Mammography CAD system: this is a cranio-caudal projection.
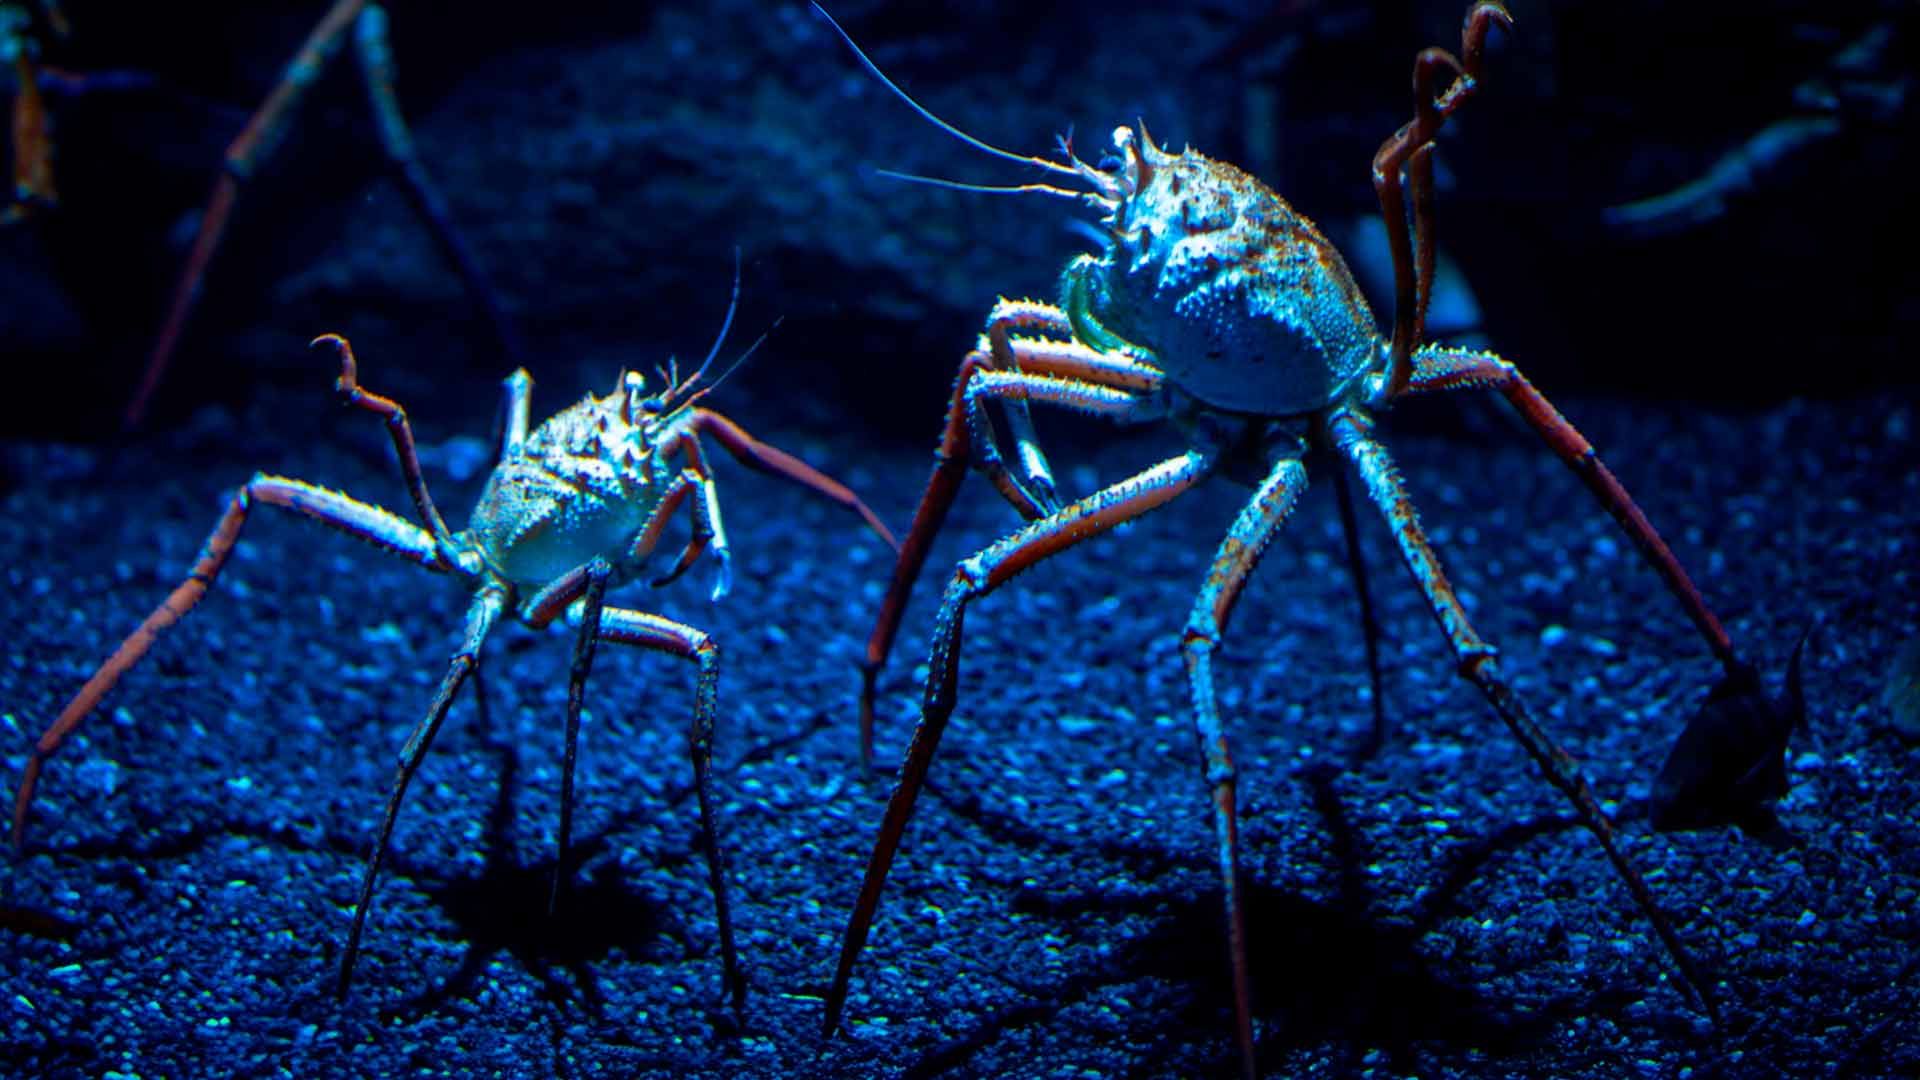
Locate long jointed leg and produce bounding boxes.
[596,607,745,1009]
[13,476,448,849]
[1329,414,1716,1019]
[1330,463,1391,760]
[555,562,612,914]
[315,333,462,559]
[340,585,506,998]
[351,3,523,367]
[824,449,1212,1039]
[1371,1,1512,397]
[856,327,1163,767]
[690,408,898,554]
[1404,346,1738,672]
[125,0,368,427]
[1182,457,1308,1080]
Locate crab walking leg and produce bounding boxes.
[824,449,1212,1038]
[982,298,1098,511]
[1403,346,1737,670]
[12,476,449,849]
[1181,456,1308,1080]
[1329,463,1391,759]
[690,408,899,554]
[858,347,1163,767]
[4,51,54,222]
[351,3,523,366]
[596,607,746,1009]
[315,334,462,556]
[1329,414,1717,1018]
[1370,1,1512,397]
[553,560,612,914]
[125,0,367,427]
[339,584,507,998]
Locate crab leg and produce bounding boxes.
[1329,463,1391,759]
[1181,455,1309,1080]
[125,0,367,427]
[1402,345,1738,670]
[689,408,898,554]
[597,606,745,1009]
[858,331,1162,767]
[1371,1,1512,398]
[824,449,1212,1040]
[351,3,522,367]
[126,1,521,427]
[1329,411,1716,1018]
[316,334,464,560]
[12,476,449,850]
[555,560,612,914]
[339,584,507,998]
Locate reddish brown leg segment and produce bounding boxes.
[858,328,1163,768]
[824,449,1212,1040]
[1330,413,1716,1019]
[126,0,368,427]
[1370,2,1513,397]
[1404,346,1737,668]
[691,408,899,554]
[316,333,460,554]
[1181,455,1308,1080]
[12,475,445,849]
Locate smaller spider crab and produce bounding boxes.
[12,267,899,1005]
[816,3,1770,1075]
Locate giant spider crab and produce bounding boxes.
[12,270,899,1004]
[816,3,1767,1074]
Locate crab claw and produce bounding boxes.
[1650,628,1809,839]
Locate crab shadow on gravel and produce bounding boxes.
[893,761,1643,1077]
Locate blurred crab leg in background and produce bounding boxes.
[125,0,521,427]
[2,1,56,222]
[1604,25,1897,237]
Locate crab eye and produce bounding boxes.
[619,371,652,423]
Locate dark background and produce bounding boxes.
[1,2,1916,1078]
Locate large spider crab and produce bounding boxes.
[12,273,899,1005]
[816,3,1768,1074]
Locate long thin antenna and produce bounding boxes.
[673,317,783,415]
[874,168,1107,206]
[811,2,1082,180]
[679,248,743,399]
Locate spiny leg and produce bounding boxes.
[1370,1,1512,396]
[340,585,507,998]
[1402,345,1738,673]
[1181,456,1308,1080]
[824,449,1212,1039]
[597,607,745,1009]
[349,3,522,366]
[857,335,1162,768]
[125,0,367,427]
[1329,413,1716,1019]
[689,408,898,553]
[3,47,54,223]
[13,475,448,849]
[315,333,463,561]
